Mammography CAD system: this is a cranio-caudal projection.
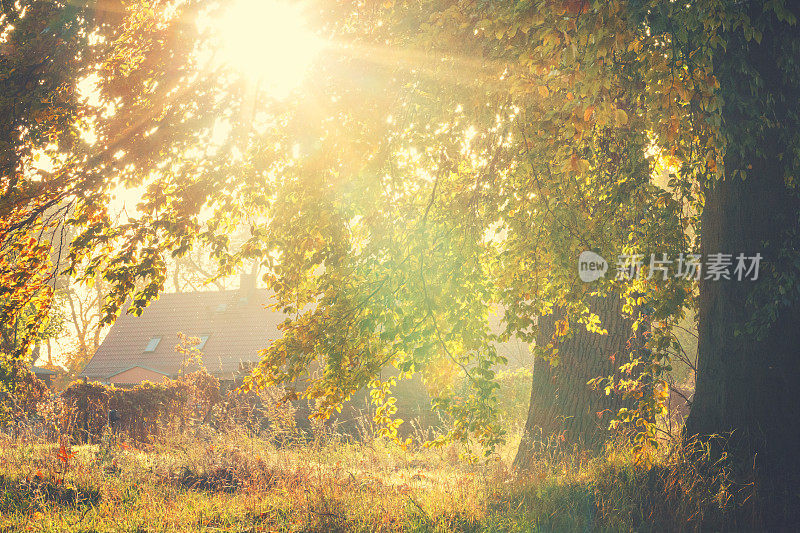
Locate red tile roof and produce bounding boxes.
[81,289,285,381]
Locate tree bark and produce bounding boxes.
[684,4,800,526]
[514,294,640,469]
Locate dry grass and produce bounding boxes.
[0,424,738,532]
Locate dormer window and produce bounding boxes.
[197,335,210,350]
[144,336,161,352]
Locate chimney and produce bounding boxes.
[239,271,257,300]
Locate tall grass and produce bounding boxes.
[0,418,741,532]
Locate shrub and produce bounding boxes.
[0,363,49,429]
[60,370,222,443]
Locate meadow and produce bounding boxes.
[0,420,736,532]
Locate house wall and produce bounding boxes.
[33,373,53,388]
[109,367,170,385]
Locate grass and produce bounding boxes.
[0,426,736,532]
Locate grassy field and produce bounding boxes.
[0,425,737,532]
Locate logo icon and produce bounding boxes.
[578,251,608,282]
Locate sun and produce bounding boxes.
[217,0,323,98]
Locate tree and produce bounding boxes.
[683,3,800,525]
[340,0,690,458]
[0,0,101,404]
[514,295,646,468]
[39,3,676,445]
[62,0,689,455]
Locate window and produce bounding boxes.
[144,336,161,352]
[197,335,210,350]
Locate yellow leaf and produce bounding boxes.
[538,85,549,98]
[614,109,628,126]
[583,106,595,122]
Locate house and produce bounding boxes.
[82,276,532,386]
[80,278,532,435]
[80,279,283,385]
[32,366,59,388]
[79,278,440,433]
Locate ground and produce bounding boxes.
[0,425,734,532]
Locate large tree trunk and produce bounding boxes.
[514,294,640,470]
[684,4,800,527]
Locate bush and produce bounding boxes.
[60,370,222,443]
[0,363,49,432]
